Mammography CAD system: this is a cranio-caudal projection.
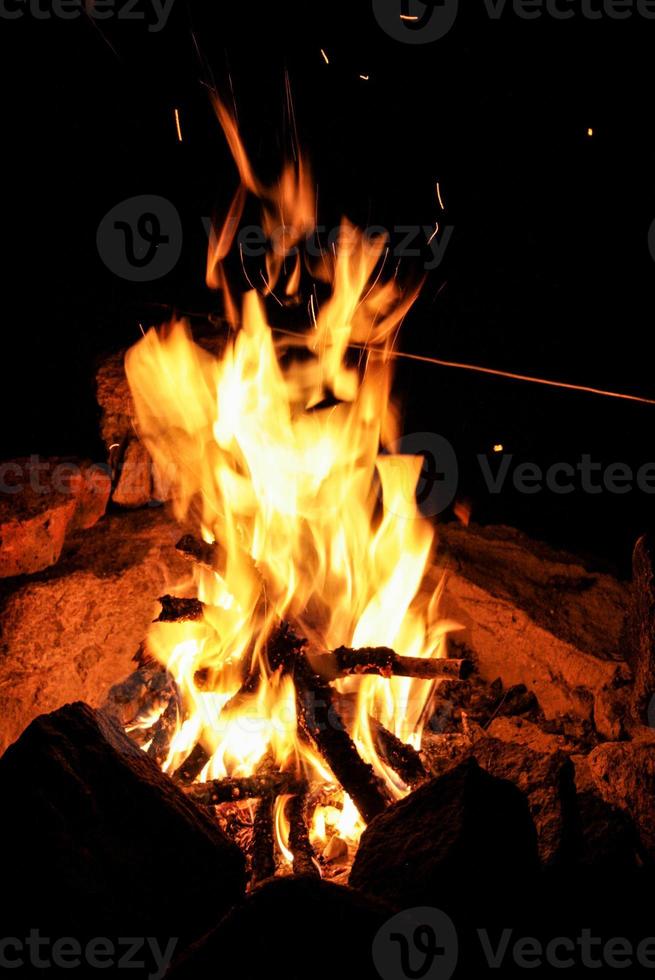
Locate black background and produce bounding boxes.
[2,0,654,573]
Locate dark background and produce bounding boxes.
[1,0,653,574]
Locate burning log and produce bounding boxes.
[286,793,320,878]
[156,594,205,623]
[183,773,308,806]
[334,693,427,788]
[251,794,276,885]
[147,693,181,767]
[176,533,222,570]
[174,742,211,784]
[293,648,392,823]
[308,646,473,682]
[369,720,427,788]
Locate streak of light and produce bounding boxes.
[436,182,445,210]
[174,108,183,143]
[320,49,329,64]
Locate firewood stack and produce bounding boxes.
[107,532,472,884]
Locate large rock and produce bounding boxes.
[0,456,111,577]
[572,754,641,868]
[0,702,246,942]
[585,741,655,857]
[169,876,393,980]
[349,759,539,908]
[0,508,187,753]
[626,533,655,726]
[421,728,575,867]
[438,523,632,738]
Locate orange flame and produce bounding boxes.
[124,99,450,844]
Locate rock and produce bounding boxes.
[169,876,393,980]
[437,523,632,738]
[0,508,187,753]
[96,330,227,507]
[112,440,153,508]
[473,736,576,867]
[349,759,539,909]
[0,702,246,941]
[0,457,111,578]
[487,716,579,754]
[626,534,655,726]
[572,754,640,868]
[422,728,575,867]
[586,742,655,857]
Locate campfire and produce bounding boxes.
[108,97,467,883]
[3,87,655,980]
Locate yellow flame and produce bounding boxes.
[124,99,451,839]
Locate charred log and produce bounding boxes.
[156,595,205,623]
[183,773,308,806]
[147,694,181,767]
[174,742,212,784]
[251,794,276,885]
[286,793,320,878]
[176,534,222,570]
[293,649,391,823]
[309,647,473,682]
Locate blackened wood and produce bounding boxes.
[156,594,205,623]
[293,649,391,823]
[174,742,211,784]
[334,692,427,788]
[309,646,472,682]
[627,533,655,725]
[176,533,222,570]
[370,720,427,788]
[251,794,276,885]
[147,693,180,767]
[183,773,307,806]
[286,793,320,878]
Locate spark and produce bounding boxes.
[320,48,329,64]
[427,223,439,245]
[400,13,419,19]
[493,444,504,453]
[359,74,370,81]
[271,327,655,406]
[587,127,593,137]
[174,108,183,143]
[436,182,445,210]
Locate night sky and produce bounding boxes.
[2,0,654,571]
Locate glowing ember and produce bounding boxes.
[124,97,452,863]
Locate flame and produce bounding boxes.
[124,99,450,846]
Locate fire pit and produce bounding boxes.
[1,94,655,980]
